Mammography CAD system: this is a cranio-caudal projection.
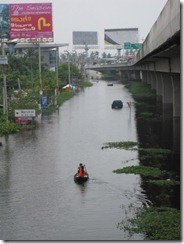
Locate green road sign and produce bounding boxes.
[124,42,131,49]
[124,42,142,50]
[131,43,142,49]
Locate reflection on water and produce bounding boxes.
[0,81,147,240]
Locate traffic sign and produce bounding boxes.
[131,43,142,49]
[40,95,48,109]
[15,109,36,118]
[124,42,142,50]
[0,55,8,65]
[124,42,131,49]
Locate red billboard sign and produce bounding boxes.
[10,3,53,42]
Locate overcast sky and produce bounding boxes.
[1,0,178,53]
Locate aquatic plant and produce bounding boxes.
[102,141,139,150]
[124,206,180,240]
[127,81,156,101]
[113,165,163,177]
[148,179,180,186]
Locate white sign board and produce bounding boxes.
[15,109,36,118]
[0,55,8,65]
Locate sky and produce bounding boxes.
[0,0,178,54]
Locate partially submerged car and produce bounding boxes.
[111,100,123,109]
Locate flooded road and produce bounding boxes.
[0,80,147,240]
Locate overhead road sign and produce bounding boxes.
[131,43,142,49]
[124,42,132,49]
[124,42,142,50]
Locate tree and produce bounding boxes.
[58,63,81,88]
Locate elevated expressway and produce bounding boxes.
[87,0,180,119]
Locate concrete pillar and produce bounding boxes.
[171,73,180,117]
[173,117,180,154]
[147,72,151,85]
[171,74,180,154]
[155,72,163,102]
[155,72,163,115]
[134,70,141,80]
[162,73,173,116]
[150,71,156,90]
[142,70,147,83]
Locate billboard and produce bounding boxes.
[73,31,98,49]
[0,3,53,43]
[104,28,139,49]
[73,31,98,45]
[10,3,53,42]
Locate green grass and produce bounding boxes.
[57,91,74,106]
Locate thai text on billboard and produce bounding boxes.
[10,3,53,42]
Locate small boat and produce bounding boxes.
[74,173,89,184]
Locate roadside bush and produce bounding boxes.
[0,122,20,135]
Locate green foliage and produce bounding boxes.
[79,81,93,87]
[58,63,81,86]
[113,165,163,177]
[139,148,171,162]
[148,179,180,186]
[139,148,171,155]
[57,91,74,107]
[128,81,156,101]
[139,112,154,118]
[0,122,20,135]
[8,90,41,120]
[126,207,180,240]
[102,141,139,150]
[0,114,8,123]
[4,52,40,91]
